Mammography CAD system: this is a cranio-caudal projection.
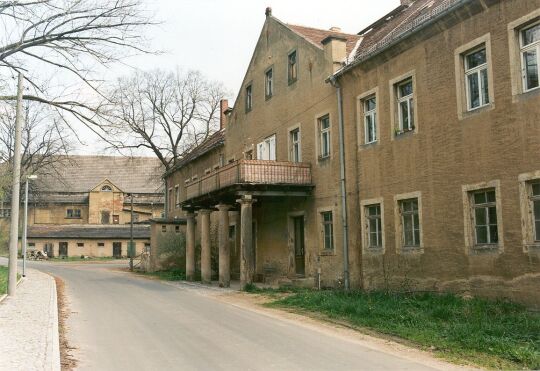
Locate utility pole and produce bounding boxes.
[7,73,24,296]
[22,175,37,277]
[129,193,134,272]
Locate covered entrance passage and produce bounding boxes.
[182,159,313,288]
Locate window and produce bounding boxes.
[265,68,273,99]
[175,225,180,233]
[289,128,301,162]
[396,79,414,133]
[161,225,167,233]
[472,189,498,245]
[256,135,276,161]
[366,204,382,248]
[531,182,540,242]
[363,96,377,144]
[168,188,173,212]
[521,22,540,92]
[66,209,81,219]
[101,185,112,192]
[245,84,253,111]
[400,198,420,247]
[288,50,298,84]
[321,211,334,251]
[174,185,180,208]
[144,243,151,253]
[113,215,119,225]
[28,243,35,248]
[318,115,330,159]
[77,242,84,247]
[101,211,110,224]
[465,47,490,110]
[98,242,105,247]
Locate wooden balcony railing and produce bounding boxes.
[185,160,312,201]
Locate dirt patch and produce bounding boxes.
[54,276,78,370]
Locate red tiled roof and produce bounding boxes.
[286,24,361,55]
[354,0,465,61]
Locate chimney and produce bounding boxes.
[220,99,229,130]
[322,33,348,73]
[400,0,414,6]
[329,26,342,32]
[265,7,272,17]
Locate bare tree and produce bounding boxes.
[107,69,227,171]
[0,100,72,199]
[0,0,154,131]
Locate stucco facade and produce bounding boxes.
[161,1,540,306]
[336,0,540,306]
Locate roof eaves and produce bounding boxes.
[332,0,472,80]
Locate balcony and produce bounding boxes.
[183,160,313,208]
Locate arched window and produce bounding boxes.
[101,185,112,192]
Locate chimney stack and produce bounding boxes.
[265,7,272,17]
[220,99,229,130]
[322,34,348,73]
[400,0,414,6]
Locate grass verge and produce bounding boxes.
[48,256,123,262]
[247,288,540,370]
[0,265,7,295]
[136,268,187,281]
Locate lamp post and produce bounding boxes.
[22,174,38,277]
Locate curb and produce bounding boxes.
[48,275,61,371]
[0,276,24,304]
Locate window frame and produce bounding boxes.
[396,79,414,134]
[245,83,253,112]
[464,46,490,111]
[462,180,504,253]
[66,208,81,219]
[317,114,331,160]
[288,125,301,162]
[518,171,540,252]
[361,198,385,253]
[320,210,334,252]
[288,50,298,85]
[471,189,499,246]
[174,185,180,208]
[394,192,423,253]
[265,67,274,100]
[363,95,377,144]
[520,21,540,93]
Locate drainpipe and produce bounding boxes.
[330,76,350,290]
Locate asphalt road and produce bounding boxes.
[21,261,449,371]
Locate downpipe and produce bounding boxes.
[330,76,350,290]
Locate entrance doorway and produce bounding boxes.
[293,216,305,276]
[59,242,68,257]
[44,243,54,258]
[113,242,122,258]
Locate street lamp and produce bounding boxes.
[22,174,37,277]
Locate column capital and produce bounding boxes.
[186,211,196,218]
[216,203,232,212]
[198,209,212,216]
[236,194,257,205]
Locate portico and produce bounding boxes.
[181,159,313,288]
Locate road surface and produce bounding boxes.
[20,260,456,371]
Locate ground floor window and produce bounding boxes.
[472,189,499,245]
[531,182,540,242]
[399,198,420,247]
[366,204,382,248]
[321,211,334,251]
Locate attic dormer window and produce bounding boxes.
[101,185,112,192]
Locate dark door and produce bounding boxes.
[113,242,122,258]
[44,243,54,258]
[293,216,305,276]
[59,242,68,257]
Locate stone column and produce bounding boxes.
[200,209,212,284]
[217,204,231,287]
[238,195,256,288]
[186,211,196,281]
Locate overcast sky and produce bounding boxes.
[83,0,401,154]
